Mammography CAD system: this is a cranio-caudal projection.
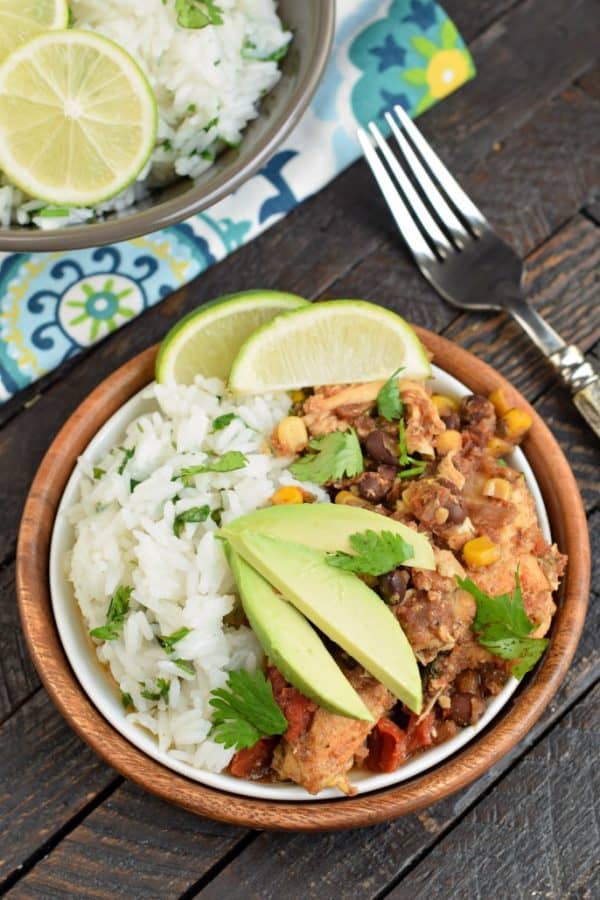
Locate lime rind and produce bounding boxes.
[155,290,309,386]
[228,299,432,394]
[0,29,158,207]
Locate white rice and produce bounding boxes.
[0,0,290,229]
[67,377,327,772]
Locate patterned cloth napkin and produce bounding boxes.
[0,0,474,402]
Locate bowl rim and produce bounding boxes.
[0,1,336,253]
[16,329,591,831]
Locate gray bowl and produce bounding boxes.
[0,0,335,252]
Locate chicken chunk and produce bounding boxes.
[302,381,384,437]
[399,379,445,456]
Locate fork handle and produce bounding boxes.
[509,301,600,440]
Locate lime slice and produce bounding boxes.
[0,30,157,206]
[228,299,431,394]
[0,0,69,64]
[155,290,309,385]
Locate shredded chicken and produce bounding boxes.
[399,379,445,456]
[302,381,384,437]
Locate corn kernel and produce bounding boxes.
[463,536,501,567]
[334,490,363,506]
[432,394,460,415]
[275,416,308,454]
[271,486,304,505]
[488,387,511,417]
[500,408,532,440]
[436,429,462,455]
[434,507,449,524]
[486,436,513,458]
[290,389,305,404]
[483,477,513,500]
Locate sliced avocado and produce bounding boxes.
[225,531,423,714]
[226,548,372,721]
[220,503,434,570]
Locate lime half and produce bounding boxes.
[228,299,431,394]
[156,290,309,385]
[0,29,157,206]
[0,0,69,64]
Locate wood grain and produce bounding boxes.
[15,334,589,831]
[5,782,247,900]
[0,561,39,722]
[387,683,600,899]
[0,689,118,886]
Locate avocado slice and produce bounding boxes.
[225,531,423,714]
[226,548,373,721]
[220,503,434,570]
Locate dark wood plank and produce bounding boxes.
[578,62,600,101]
[0,561,39,723]
[7,782,247,900]
[446,0,524,42]
[443,215,600,400]
[0,690,118,887]
[387,683,600,899]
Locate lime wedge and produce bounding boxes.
[0,30,157,206]
[155,290,309,385]
[0,0,69,64]
[228,299,431,394]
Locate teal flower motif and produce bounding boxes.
[58,274,144,346]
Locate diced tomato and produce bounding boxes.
[229,737,276,779]
[406,710,435,754]
[268,667,317,744]
[365,717,408,773]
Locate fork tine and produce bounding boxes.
[385,111,470,246]
[357,126,435,265]
[367,122,452,258]
[392,105,488,234]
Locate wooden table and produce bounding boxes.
[1,1,599,896]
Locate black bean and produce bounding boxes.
[365,430,398,466]
[447,501,466,524]
[455,669,481,695]
[357,467,396,502]
[378,568,409,604]
[449,692,473,727]
[460,394,496,434]
[441,411,461,431]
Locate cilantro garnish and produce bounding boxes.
[141,678,170,702]
[458,571,549,680]
[397,419,426,478]
[117,446,135,475]
[377,368,404,421]
[93,467,105,480]
[90,586,133,641]
[175,0,223,29]
[37,206,70,218]
[209,669,288,750]
[174,659,195,676]
[173,505,211,537]
[212,412,237,431]
[121,691,134,709]
[157,627,192,653]
[289,429,363,485]
[179,451,248,482]
[327,529,414,577]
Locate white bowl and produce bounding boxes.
[49,365,551,801]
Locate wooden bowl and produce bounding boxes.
[16,330,590,831]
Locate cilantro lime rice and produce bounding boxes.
[66,377,326,773]
[0,0,290,229]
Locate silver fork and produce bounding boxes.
[357,105,600,439]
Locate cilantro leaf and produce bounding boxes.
[93,467,105,480]
[117,446,135,475]
[377,368,404,421]
[174,659,195,676]
[396,419,427,478]
[140,678,170,702]
[327,529,414,576]
[175,0,223,29]
[121,691,134,709]
[173,505,211,537]
[90,586,133,641]
[209,669,287,750]
[212,412,237,431]
[458,571,549,680]
[289,429,363,484]
[157,626,192,653]
[179,451,248,482]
